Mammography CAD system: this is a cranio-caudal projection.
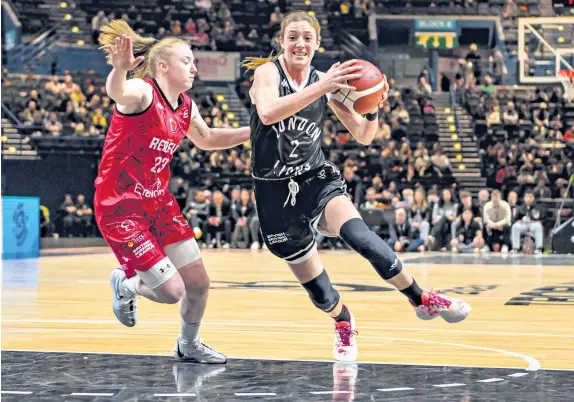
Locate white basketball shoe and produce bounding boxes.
[174,337,227,364]
[333,305,358,362]
[410,290,471,323]
[110,268,137,327]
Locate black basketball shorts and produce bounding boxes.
[253,162,347,264]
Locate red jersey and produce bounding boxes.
[94,78,192,214]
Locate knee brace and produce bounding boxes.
[301,270,340,313]
[339,218,403,280]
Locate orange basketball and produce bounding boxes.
[332,60,387,115]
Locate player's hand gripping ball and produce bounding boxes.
[330,59,389,115]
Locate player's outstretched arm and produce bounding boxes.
[186,101,250,150]
[252,60,362,126]
[325,72,389,145]
[103,35,152,111]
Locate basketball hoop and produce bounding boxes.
[558,69,574,101]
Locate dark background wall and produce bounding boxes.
[2,155,99,213]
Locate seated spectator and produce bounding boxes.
[58,194,77,237]
[452,190,481,240]
[502,0,518,20]
[502,102,519,124]
[430,144,452,176]
[511,191,545,254]
[44,112,63,135]
[409,188,431,241]
[428,188,459,250]
[230,189,255,248]
[450,210,484,253]
[480,75,497,96]
[183,191,210,237]
[75,194,93,237]
[205,190,232,248]
[388,208,425,253]
[483,190,512,252]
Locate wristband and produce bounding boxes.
[365,112,378,121]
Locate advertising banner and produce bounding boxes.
[194,51,240,82]
[2,196,40,260]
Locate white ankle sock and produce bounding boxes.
[180,321,200,344]
[122,276,138,296]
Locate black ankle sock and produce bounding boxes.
[400,280,423,306]
[333,305,351,322]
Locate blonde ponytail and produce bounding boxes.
[242,50,281,73]
[99,20,187,79]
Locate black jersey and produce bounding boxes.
[249,56,329,179]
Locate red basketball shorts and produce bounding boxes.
[96,194,195,279]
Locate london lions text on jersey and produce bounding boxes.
[249,55,329,179]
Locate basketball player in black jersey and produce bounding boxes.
[243,11,471,362]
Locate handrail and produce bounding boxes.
[1,102,23,126]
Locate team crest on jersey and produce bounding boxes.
[169,118,177,132]
[183,108,189,119]
[118,219,135,235]
[281,79,289,88]
[156,102,165,111]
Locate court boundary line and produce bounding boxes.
[1,344,560,372]
[4,318,573,339]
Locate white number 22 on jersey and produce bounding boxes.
[151,157,169,173]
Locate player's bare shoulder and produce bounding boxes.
[115,78,154,115]
[252,62,280,98]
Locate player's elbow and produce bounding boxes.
[256,106,274,126]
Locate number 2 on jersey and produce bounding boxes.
[151,157,169,173]
[289,140,300,158]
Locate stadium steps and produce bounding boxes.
[205,86,250,128]
[1,119,39,160]
[43,0,92,44]
[432,93,487,196]
[287,0,335,50]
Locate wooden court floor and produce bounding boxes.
[2,250,573,371]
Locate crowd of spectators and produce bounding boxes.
[90,0,288,53]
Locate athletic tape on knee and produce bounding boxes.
[301,270,340,313]
[339,218,403,280]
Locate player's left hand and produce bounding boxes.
[366,75,390,115]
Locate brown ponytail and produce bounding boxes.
[99,20,187,79]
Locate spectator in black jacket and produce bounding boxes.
[231,189,255,248]
[205,190,232,248]
[450,209,484,253]
[511,191,545,254]
[388,208,425,253]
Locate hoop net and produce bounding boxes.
[558,69,574,101]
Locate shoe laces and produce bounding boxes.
[335,322,357,347]
[426,289,452,310]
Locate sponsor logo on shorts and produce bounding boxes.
[127,234,145,248]
[173,215,188,227]
[133,239,155,258]
[135,179,165,199]
[118,219,135,235]
[266,232,288,245]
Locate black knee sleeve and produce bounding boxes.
[339,218,403,280]
[301,270,340,313]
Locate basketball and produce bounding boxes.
[331,59,387,115]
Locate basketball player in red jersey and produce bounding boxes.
[95,20,250,363]
[243,11,471,362]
